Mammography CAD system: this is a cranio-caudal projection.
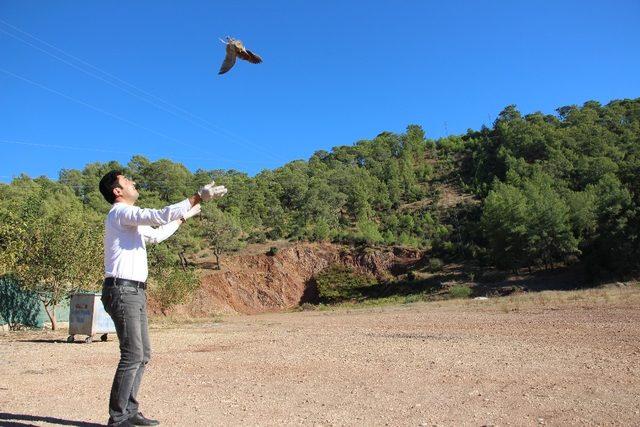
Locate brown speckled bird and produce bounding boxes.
[218,36,262,75]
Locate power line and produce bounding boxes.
[0,67,212,152]
[0,19,284,163]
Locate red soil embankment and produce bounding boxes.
[150,242,421,316]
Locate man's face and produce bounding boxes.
[114,175,139,204]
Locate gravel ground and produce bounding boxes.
[1,288,639,426]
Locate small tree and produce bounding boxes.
[523,175,578,269]
[482,174,582,272]
[13,207,103,330]
[481,181,530,272]
[355,219,383,245]
[170,223,203,270]
[148,267,198,314]
[201,207,242,269]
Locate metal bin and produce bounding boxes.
[67,293,116,343]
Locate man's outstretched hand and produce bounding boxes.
[198,181,228,201]
[182,203,202,222]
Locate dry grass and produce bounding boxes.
[287,282,640,317]
[427,282,640,313]
[149,314,223,329]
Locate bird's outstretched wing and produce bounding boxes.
[238,49,262,64]
[218,51,237,74]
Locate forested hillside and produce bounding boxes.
[1,98,638,318]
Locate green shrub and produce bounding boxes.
[448,284,473,299]
[428,258,444,272]
[355,219,384,245]
[309,220,331,241]
[267,246,279,256]
[398,232,421,248]
[442,241,455,253]
[248,232,266,244]
[314,265,377,303]
[149,268,199,312]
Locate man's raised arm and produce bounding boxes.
[118,181,227,227]
[139,204,202,244]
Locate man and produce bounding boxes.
[98,170,227,426]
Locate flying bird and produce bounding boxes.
[218,36,262,75]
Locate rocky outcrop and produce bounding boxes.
[152,242,421,316]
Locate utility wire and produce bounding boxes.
[0,19,284,163]
[0,67,218,154]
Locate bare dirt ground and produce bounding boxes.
[1,286,639,426]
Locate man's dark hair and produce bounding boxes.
[99,170,123,204]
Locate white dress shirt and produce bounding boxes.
[104,199,192,283]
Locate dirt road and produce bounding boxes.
[1,287,639,426]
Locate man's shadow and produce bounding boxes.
[0,412,103,426]
[18,339,85,344]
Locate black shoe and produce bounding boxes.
[129,412,160,426]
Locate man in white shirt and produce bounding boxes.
[98,170,227,427]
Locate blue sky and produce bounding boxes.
[1,1,639,181]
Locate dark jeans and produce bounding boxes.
[101,280,150,426]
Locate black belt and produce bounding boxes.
[104,277,147,290]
